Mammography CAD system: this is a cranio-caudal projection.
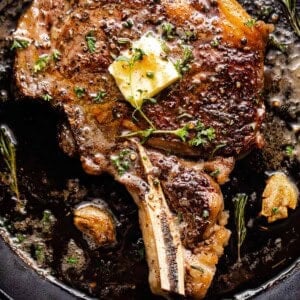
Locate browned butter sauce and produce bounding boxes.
[0,0,299,299]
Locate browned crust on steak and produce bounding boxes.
[14,0,272,163]
[149,152,224,249]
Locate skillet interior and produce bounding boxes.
[0,0,299,299]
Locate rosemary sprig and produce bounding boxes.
[0,125,23,213]
[280,0,300,36]
[232,193,248,263]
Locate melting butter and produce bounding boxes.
[108,33,180,109]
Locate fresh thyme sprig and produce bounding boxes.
[121,125,189,144]
[280,0,300,36]
[120,121,216,146]
[0,125,23,213]
[233,193,248,263]
[174,45,194,75]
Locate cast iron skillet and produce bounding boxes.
[1,237,299,299]
[0,0,299,299]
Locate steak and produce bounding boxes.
[13,0,272,298]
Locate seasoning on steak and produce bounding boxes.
[13,0,272,298]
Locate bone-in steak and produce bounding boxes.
[13,0,272,298]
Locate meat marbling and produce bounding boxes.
[13,0,272,298]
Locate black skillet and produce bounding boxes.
[0,0,299,299]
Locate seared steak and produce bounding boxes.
[13,0,272,298]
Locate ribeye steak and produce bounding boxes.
[13,0,272,298]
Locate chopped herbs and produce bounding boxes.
[123,19,134,28]
[42,94,52,101]
[211,39,220,47]
[15,233,26,243]
[174,45,194,75]
[33,50,62,73]
[146,71,155,79]
[116,48,145,68]
[183,30,196,42]
[34,54,50,73]
[74,86,86,98]
[93,91,107,103]
[10,39,30,50]
[0,125,23,213]
[111,149,133,176]
[268,36,288,53]
[244,19,257,28]
[233,193,248,263]
[280,0,300,36]
[41,210,54,233]
[86,31,96,53]
[115,48,146,68]
[34,244,45,264]
[285,145,294,157]
[272,207,279,215]
[189,121,216,147]
[131,48,146,63]
[67,257,79,265]
[161,22,175,40]
[41,210,51,224]
[260,6,273,17]
[210,169,221,178]
[117,37,131,45]
[52,49,61,61]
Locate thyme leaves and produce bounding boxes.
[244,19,257,28]
[10,39,30,50]
[86,31,97,53]
[34,54,50,73]
[174,45,194,75]
[120,121,216,147]
[74,86,86,98]
[93,91,107,103]
[111,149,134,176]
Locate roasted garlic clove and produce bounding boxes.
[74,203,117,248]
[261,172,298,223]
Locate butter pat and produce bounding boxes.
[108,34,180,109]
